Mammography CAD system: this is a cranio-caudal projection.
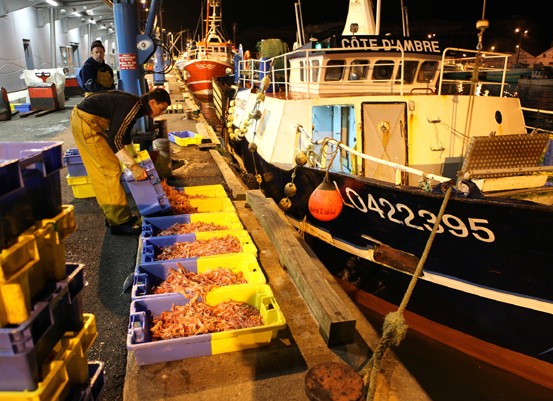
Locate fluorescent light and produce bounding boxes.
[46,0,59,6]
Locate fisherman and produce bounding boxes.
[70,88,171,235]
[79,40,115,96]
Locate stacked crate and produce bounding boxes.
[127,181,287,365]
[0,141,105,401]
[64,148,94,199]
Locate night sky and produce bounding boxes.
[161,0,552,55]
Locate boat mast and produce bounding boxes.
[400,0,410,36]
[294,0,306,47]
[342,0,377,36]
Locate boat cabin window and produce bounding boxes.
[325,60,345,81]
[349,60,369,81]
[417,61,439,82]
[396,60,419,84]
[372,60,394,80]
[311,60,320,82]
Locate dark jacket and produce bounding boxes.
[79,57,115,93]
[76,90,151,152]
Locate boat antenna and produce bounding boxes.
[295,0,305,47]
[470,0,489,93]
[400,0,410,37]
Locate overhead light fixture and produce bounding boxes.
[72,8,82,16]
[88,17,96,24]
[85,9,93,15]
[45,0,59,6]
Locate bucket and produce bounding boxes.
[152,138,171,179]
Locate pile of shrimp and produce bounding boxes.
[150,298,263,340]
[156,235,243,260]
[152,264,247,299]
[161,180,208,214]
[157,221,229,236]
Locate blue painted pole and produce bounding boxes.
[113,0,143,96]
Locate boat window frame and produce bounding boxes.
[396,60,419,84]
[349,59,370,81]
[417,61,439,83]
[372,60,395,80]
[324,59,346,81]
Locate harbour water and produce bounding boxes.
[516,83,553,132]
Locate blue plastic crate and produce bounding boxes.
[168,130,202,146]
[127,285,286,365]
[123,158,171,216]
[140,231,258,267]
[0,142,63,230]
[0,159,34,249]
[141,211,243,240]
[66,361,105,401]
[63,148,88,177]
[132,252,265,300]
[0,263,85,392]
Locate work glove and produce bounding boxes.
[130,163,148,181]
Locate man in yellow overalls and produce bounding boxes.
[70,88,171,235]
[79,40,115,96]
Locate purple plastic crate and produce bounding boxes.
[66,361,106,401]
[64,148,88,177]
[124,158,171,216]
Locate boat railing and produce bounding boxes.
[237,44,420,97]
[296,125,452,184]
[438,47,512,95]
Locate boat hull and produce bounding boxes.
[183,59,231,97]
[228,137,553,387]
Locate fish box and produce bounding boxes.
[132,252,266,300]
[66,361,106,401]
[123,158,171,216]
[63,148,87,177]
[140,230,258,266]
[127,284,287,365]
[0,141,63,221]
[141,211,243,240]
[178,184,228,198]
[66,175,95,199]
[168,130,202,147]
[0,265,86,392]
[170,197,236,215]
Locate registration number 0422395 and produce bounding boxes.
[343,188,496,243]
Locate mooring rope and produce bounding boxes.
[361,184,454,401]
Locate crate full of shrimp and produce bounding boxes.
[132,252,266,300]
[141,211,244,240]
[140,230,258,267]
[127,284,287,365]
[160,181,236,215]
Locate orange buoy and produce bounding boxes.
[308,178,343,221]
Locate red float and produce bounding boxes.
[308,178,343,221]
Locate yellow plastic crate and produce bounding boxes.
[0,236,39,326]
[181,184,228,198]
[168,131,202,146]
[0,359,70,401]
[66,175,95,199]
[188,197,236,213]
[23,223,66,298]
[63,313,98,353]
[35,205,76,240]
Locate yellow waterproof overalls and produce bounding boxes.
[84,70,114,97]
[70,106,132,225]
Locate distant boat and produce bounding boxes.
[484,66,532,83]
[519,67,553,87]
[218,0,553,390]
[180,0,233,98]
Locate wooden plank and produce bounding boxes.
[246,190,356,346]
[196,122,221,145]
[209,149,246,200]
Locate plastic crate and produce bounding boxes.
[0,235,40,326]
[14,104,32,113]
[66,361,106,401]
[141,211,243,240]
[132,252,266,300]
[0,141,63,221]
[0,264,86,391]
[177,184,228,198]
[35,204,77,241]
[124,159,171,216]
[140,230,258,266]
[172,197,236,215]
[66,175,95,199]
[127,284,287,365]
[0,159,35,250]
[168,130,202,146]
[63,148,87,177]
[0,315,97,400]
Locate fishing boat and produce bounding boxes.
[180,0,233,98]
[219,0,553,390]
